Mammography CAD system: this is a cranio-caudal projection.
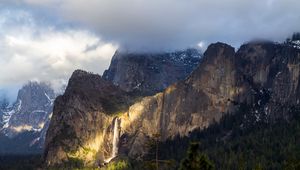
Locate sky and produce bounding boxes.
[0,0,300,102]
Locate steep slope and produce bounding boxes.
[44,41,300,168]
[44,70,132,166]
[0,82,55,153]
[103,49,201,95]
[0,97,9,128]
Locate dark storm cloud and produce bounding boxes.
[17,0,300,51]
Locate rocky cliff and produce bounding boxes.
[44,70,132,166]
[0,81,55,152]
[44,41,300,168]
[103,49,201,95]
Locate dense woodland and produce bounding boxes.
[155,104,300,170]
[0,155,42,170]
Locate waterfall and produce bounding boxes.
[104,117,120,163]
[111,117,119,158]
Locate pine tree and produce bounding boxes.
[179,142,214,170]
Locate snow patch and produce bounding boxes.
[1,110,15,129]
[275,71,282,78]
[44,93,54,105]
[32,110,47,113]
[258,100,261,106]
[133,83,141,89]
[29,137,40,147]
[16,100,22,112]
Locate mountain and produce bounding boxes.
[0,49,200,157]
[103,49,201,95]
[0,81,55,154]
[158,42,300,169]
[43,41,300,169]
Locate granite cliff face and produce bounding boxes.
[44,41,300,167]
[44,70,132,166]
[0,82,55,152]
[103,49,201,95]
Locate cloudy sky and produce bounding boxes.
[1,0,300,101]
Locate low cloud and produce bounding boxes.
[16,0,300,51]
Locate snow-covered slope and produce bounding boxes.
[0,82,56,153]
[290,40,300,49]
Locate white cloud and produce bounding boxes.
[197,41,206,51]
[0,9,117,95]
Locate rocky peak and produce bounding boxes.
[203,42,235,59]
[64,69,131,114]
[0,81,55,150]
[103,48,201,95]
[16,81,55,113]
[67,70,117,93]
[187,43,236,92]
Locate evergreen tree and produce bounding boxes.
[179,142,214,170]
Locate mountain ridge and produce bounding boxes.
[103,48,201,95]
[43,41,300,169]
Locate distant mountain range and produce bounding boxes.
[0,82,55,154]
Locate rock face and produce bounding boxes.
[0,82,55,151]
[103,49,201,95]
[44,70,132,166]
[44,41,300,167]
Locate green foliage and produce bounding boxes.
[283,158,300,170]
[253,163,263,170]
[179,143,214,170]
[129,159,176,170]
[101,160,132,170]
[66,157,85,168]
